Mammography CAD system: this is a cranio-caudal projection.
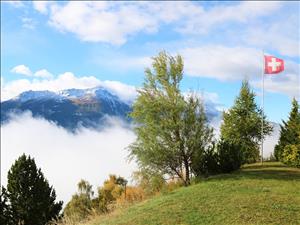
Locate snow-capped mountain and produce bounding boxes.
[1,87,222,132]
[1,87,132,131]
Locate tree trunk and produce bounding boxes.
[183,158,190,186]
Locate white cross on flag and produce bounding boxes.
[264,55,284,74]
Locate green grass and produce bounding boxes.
[82,162,300,225]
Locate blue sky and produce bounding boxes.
[1,1,299,123]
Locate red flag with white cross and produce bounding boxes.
[264,55,284,74]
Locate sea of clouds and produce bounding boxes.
[1,112,137,204]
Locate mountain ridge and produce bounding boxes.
[1,87,223,132]
[1,87,132,132]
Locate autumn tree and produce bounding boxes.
[64,180,94,222]
[97,175,127,212]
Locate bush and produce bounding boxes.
[117,186,145,204]
[97,175,126,213]
[282,144,300,168]
[132,170,166,196]
[218,140,243,173]
[63,180,94,222]
[192,144,219,177]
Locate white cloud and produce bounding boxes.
[179,45,300,97]
[21,17,35,29]
[242,11,299,57]
[252,73,300,98]
[10,65,54,79]
[3,0,24,8]
[47,2,158,45]
[1,71,137,102]
[32,1,53,14]
[34,69,54,79]
[1,113,136,205]
[32,1,286,47]
[10,65,32,76]
[99,80,137,103]
[177,1,282,35]
[180,45,262,81]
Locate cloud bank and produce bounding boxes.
[1,113,136,204]
[1,71,137,103]
[31,1,293,53]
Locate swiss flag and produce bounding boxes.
[264,55,284,74]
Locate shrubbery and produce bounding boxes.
[282,144,300,168]
[218,140,243,173]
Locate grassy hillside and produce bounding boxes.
[79,162,300,225]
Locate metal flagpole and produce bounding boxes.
[261,51,265,165]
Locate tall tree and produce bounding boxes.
[220,80,272,163]
[129,51,213,185]
[274,98,300,161]
[7,154,63,225]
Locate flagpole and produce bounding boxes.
[261,51,265,165]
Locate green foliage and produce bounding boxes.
[129,51,213,185]
[274,98,300,162]
[132,169,166,196]
[0,187,14,225]
[64,180,94,222]
[220,80,272,163]
[218,139,243,173]
[6,154,63,225]
[282,144,300,167]
[191,142,219,176]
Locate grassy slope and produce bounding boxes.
[84,162,300,225]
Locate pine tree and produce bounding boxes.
[7,154,63,225]
[220,80,273,163]
[0,187,14,225]
[274,98,300,162]
[129,51,213,185]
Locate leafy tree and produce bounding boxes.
[97,175,126,212]
[64,180,94,222]
[0,187,14,225]
[6,154,63,225]
[220,80,272,163]
[274,98,300,161]
[132,169,166,196]
[129,51,213,185]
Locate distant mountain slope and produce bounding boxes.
[1,87,132,131]
[1,87,222,131]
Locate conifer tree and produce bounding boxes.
[7,154,63,225]
[274,98,300,161]
[220,80,272,163]
[0,187,14,225]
